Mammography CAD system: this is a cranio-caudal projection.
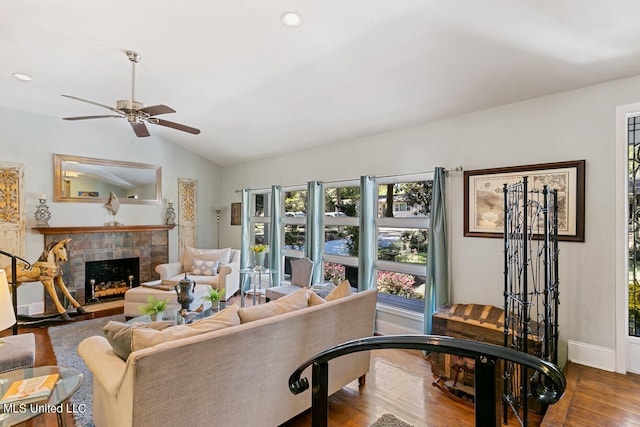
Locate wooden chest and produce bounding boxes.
[431,303,543,413]
[431,304,505,386]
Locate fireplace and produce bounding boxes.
[86,257,140,302]
[33,225,173,313]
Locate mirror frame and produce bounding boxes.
[53,154,162,205]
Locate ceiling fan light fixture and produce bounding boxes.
[281,12,301,27]
[61,50,200,137]
[12,73,33,81]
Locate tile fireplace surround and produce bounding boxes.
[33,225,174,313]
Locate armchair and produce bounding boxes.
[155,248,240,301]
[266,257,314,301]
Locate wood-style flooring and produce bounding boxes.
[3,306,640,427]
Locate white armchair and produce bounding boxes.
[155,248,240,301]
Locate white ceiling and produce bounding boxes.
[3,1,640,166]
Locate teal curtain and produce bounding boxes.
[358,176,377,291]
[306,181,324,284]
[269,186,283,286]
[424,167,448,334]
[240,189,252,291]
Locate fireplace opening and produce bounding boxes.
[85,257,140,303]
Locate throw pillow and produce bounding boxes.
[131,303,240,352]
[182,247,231,272]
[311,283,336,299]
[238,288,310,323]
[103,320,174,361]
[307,291,326,306]
[191,258,219,276]
[325,279,353,301]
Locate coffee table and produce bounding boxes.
[0,365,83,427]
[127,306,221,325]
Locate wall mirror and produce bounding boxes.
[53,154,161,204]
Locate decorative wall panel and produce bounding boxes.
[0,163,25,265]
[178,178,197,260]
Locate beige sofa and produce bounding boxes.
[78,289,377,427]
[155,247,240,301]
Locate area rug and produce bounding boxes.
[371,413,414,427]
[48,314,124,427]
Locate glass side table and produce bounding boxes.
[0,365,83,427]
[239,267,272,307]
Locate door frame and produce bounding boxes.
[615,103,640,375]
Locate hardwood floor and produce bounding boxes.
[3,307,640,427]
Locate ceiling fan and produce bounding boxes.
[62,51,200,137]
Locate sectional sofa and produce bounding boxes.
[78,287,377,427]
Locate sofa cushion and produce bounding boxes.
[192,258,219,276]
[308,292,326,306]
[130,303,240,354]
[325,279,353,301]
[103,320,174,360]
[238,288,310,323]
[183,247,231,272]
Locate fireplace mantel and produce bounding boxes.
[33,225,175,235]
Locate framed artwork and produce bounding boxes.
[464,160,585,241]
[231,202,241,226]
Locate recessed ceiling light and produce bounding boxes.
[12,73,33,81]
[281,12,301,27]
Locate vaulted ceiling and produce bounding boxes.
[3,1,640,166]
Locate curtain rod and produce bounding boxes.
[234,166,464,193]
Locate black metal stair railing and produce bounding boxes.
[289,335,566,427]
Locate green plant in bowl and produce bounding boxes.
[202,288,225,310]
[139,295,169,320]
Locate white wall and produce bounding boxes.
[220,75,640,372]
[0,106,222,308]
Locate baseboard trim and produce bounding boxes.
[17,302,44,316]
[375,318,421,335]
[627,338,640,374]
[567,339,615,372]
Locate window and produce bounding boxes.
[282,188,306,254]
[250,192,270,267]
[323,183,360,286]
[375,177,432,311]
[628,116,640,337]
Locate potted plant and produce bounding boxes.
[202,287,225,312]
[139,295,169,321]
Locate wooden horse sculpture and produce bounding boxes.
[4,238,86,320]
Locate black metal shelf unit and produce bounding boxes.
[503,177,560,426]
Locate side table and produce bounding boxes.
[239,267,272,307]
[0,365,83,427]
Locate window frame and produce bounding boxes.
[375,173,433,312]
[282,185,307,258]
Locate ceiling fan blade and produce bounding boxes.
[63,115,123,121]
[130,121,150,137]
[139,105,176,116]
[61,94,121,113]
[153,119,201,135]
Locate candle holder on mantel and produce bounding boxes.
[34,195,51,227]
[165,201,176,226]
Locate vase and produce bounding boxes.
[254,251,266,269]
[175,274,196,311]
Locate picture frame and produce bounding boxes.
[230,202,241,226]
[463,160,585,242]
